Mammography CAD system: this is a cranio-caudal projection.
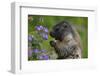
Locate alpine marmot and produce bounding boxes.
[50,21,82,59]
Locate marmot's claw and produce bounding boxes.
[50,41,56,47]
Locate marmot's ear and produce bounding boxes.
[50,41,56,47]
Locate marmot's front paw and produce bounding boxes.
[50,41,56,47]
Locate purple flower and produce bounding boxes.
[33,49,39,53]
[42,34,48,40]
[38,55,43,60]
[44,28,48,33]
[28,35,33,42]
[43,55,49,60]
[28,50,33,57]
[38,54,49,60]
[39,25,43,30]
[35,26,41,30]
[41,49,46,52]
[35,25,43,31]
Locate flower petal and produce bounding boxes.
[28,35,33,41]
[33,49,39,53]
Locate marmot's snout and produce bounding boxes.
[50,31,55,38]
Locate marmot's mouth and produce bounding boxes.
[50,31,64,41]
[55,37,58,40]
[55,34,64,41]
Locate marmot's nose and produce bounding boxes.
[50,31,55,37]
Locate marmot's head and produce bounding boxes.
[50,21,75,41]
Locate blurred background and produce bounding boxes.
[28,15,88,60]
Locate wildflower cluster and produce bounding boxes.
[28,48,49,60]
[35,25,49,40]
[28,34,49,60]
